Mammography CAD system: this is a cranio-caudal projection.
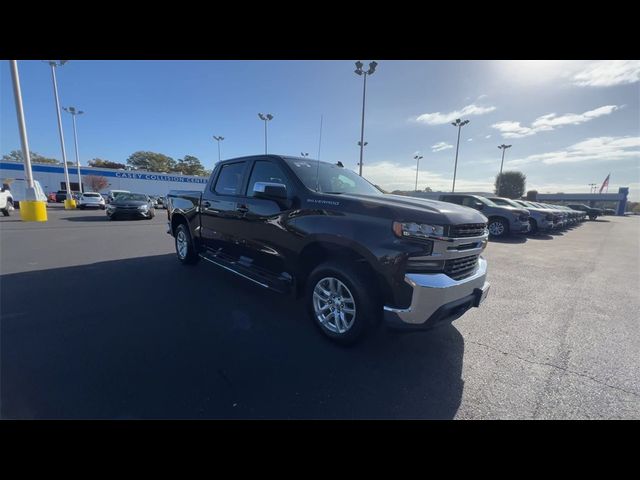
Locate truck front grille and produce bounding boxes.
[448,223,486,238]
[444,254,479,280]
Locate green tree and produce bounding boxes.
[89,158,126,169]
[172,155,206,176]
[126,151,176,173]
[495,171,526,199]
[424,186,433,192]
[2,150,59,164]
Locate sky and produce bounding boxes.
[1,60,639,200]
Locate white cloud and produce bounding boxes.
[477,94,488,100]
[506,136,640,167]
[431,142,453,152]
[415,103,496,125]
[362,161,494,192]
[492,105,621,138]
[573,60,640,87]
[485,135,492,139]
[467,138,473,142]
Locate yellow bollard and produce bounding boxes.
[64,199,77,209]
[19,200,48,222]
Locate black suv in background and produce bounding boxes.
[567,204,602,221]
[438,194,530,238]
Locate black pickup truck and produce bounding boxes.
[167,155,491,344]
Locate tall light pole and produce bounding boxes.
[354,60,378,176]
[450,118,469,192]
[9,60,47,221]
[497,144,512,196]
[258,113,273,154]
[213,135,224,162]
[63,106,84,193]
[589,183,597,193]
[414,155,423,191]
[45,60,74,208]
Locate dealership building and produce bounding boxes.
[0,161,208,196]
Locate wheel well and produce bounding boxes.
[296,242,383,299]
[170,213,189,235]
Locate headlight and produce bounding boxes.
[138,205,148,210]
[393,221,444,239]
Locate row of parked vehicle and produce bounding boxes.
[433,193,603,238]
[46,189,169,211]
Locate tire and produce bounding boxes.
[305,261,380,345]
[528,218,538,234]
[100,205,105,210]
[487,218,509,238]
[2,200,13,216]
[589,215,597,221]
[174,223,199,265]
[147,210,155,219]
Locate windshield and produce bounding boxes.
[490,197,520,208]
[477,196,499,207]
[83,193,100,198]
[115,193,147,202]
[284,159,382,196]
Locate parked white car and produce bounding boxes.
[77,192,106,210]
[0,185,14,216]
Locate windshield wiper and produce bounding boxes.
[322,191,344,194]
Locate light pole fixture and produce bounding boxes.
[414,155,423,191]
[497,144,512,196]
[301,152,309,157]
[63,106,85,193]
[354,60,378,176]
[589,183,597,193]
[357,141,368,170]
[44,60,74,208]
[213,135,224,162]
[450,118,470,192]
[258,113,273,154]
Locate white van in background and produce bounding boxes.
[1,178,47,207]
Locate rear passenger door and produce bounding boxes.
[199,161,249,259]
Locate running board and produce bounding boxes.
[198,251,291,294]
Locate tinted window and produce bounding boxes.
[214,162,246,196]
[247,161,289,197]
[441,195,463,204]
[462,197,480,208]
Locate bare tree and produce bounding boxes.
[86,175,108,192]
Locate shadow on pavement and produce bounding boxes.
[1,254,465,419]
[526,233,554,240]
[490,235,527,244]
[60,215,109,222]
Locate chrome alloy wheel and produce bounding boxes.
[312,277,356,334]
[176,229,188,259]
[488,221,505,236]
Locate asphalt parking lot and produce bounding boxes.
[1,206,639,419]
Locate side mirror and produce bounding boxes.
[475,202,484,210]
[253,182,287,200]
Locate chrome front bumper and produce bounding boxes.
[383,257,489,327]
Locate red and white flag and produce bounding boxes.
[599,173,610,194]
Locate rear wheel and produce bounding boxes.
[488,218,508,238]
[174,223,199,265]
[528,218,538,234]
[306,261,380,345]
[2,199,13,216]
[589,215,597,221]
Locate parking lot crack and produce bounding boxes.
[467,340,640,399]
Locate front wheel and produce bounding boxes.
[589,215,597,221]
[528,218,538,234]
[306,261,380,345]
[488,218,509,238]
[174,223,199,265]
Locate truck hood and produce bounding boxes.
[323,193,488,225]
[495,205,529,216]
